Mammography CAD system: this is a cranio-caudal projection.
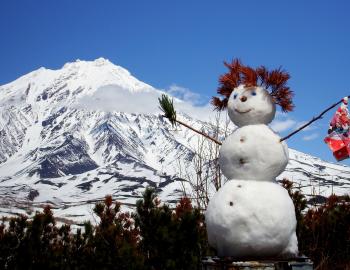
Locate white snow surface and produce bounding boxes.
[219,125,289,181]
[227,86,276,127]
[0,58,349,225]
[205,180,298,258]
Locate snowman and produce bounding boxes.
[206,60,298,258]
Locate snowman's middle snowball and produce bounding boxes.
[219,125,288,181]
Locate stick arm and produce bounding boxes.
[280,95,350,142]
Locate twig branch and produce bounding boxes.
[159,94,222,145]
[160,115,222,145]
[280,96,350,142]
[174,118,222,145]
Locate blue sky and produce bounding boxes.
[1,0,350,164]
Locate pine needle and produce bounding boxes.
[158,94,177,127]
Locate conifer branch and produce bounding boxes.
[158,94,177,127]
[158,94,222,145]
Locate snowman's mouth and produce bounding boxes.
[235,109,252,114]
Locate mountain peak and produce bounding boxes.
[1,58,154,106]
[93,57,111,65]
[62,57,113,69]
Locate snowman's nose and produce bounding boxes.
[240,96,247,102]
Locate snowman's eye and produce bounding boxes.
[233,94,238,99]
[251,92,257,96]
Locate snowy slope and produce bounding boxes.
[0,58,349,223]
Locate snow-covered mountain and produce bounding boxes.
[0,58,349,223]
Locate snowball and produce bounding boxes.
[205,180,298,258]
[227,85,276,127]
[219,125,288,181]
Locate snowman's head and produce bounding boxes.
[227,85,276,126]
[212,59,294,121]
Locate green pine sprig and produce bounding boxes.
[158,94,177,127]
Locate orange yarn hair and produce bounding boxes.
[211,59,294,112]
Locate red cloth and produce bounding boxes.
[324,133,350,161]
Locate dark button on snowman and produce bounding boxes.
[206,59,298,258]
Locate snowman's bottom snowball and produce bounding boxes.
[205,180,298,258]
